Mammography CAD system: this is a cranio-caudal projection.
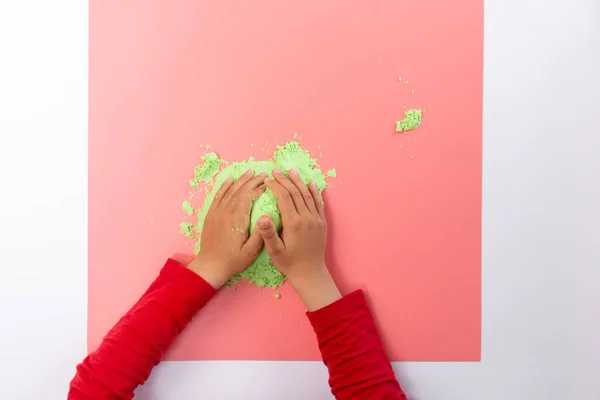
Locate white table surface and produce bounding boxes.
[1,1,599,399]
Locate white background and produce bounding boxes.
[1,1,599,399]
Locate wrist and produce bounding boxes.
[288,265,342,312]
[286,263,328,286]
[187,260,230,289]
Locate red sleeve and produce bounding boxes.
[308,290,407,400]
[68,258,216,400]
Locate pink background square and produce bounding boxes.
[89,0,482,361]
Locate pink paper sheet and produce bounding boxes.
[89,0,482,361]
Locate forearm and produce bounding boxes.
[68,259,216,400]
[308,290,406,400]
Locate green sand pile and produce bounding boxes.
[396,109,422,132]
[181,142,332,289]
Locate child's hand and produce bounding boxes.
[257,169,341,311]
[188,170,266,288]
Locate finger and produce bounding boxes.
[288,168,317,214]
[250,184,267,200]
[272,169,308,214]
[229,184,267,237]
[231,173,267,216]
[222,169,254,205]
[264,178,298,222]
[232,184,266,221]
[234,172,267,205]
[308,180,325,218]
[230,177,267,236]
[211,178,233,207]
[256,217,285,258]
[240,228,264,263]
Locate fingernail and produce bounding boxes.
[225,177,232,183]
[310,180,316,188]
[289,168,297,176]
[246,169,253,175]
[264,177,272,182]
[258,219,270,229]
[273,169,281,175]
[259,172,267,177]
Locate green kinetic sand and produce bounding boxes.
[189,153,223,189]
[180,222,195,239]
[184,142,330,289]
[327,169,337,178]
[396,109,422,132]
[182,201,194,216]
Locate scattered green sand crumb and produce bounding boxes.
[396,109,422,132]
[185,141,330,290]
[179,222,195,239]
[182,201,194,216]
[274,293,281,299]
[189,152,223,188]
[327,169,337,178]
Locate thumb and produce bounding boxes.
[257,217,285,257]
[241,228,264,261]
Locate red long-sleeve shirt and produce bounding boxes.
[69,259,405,399]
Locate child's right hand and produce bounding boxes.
[257,169,341,311]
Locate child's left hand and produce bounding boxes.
[188,170,266,288]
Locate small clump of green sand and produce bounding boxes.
[396,109,422,132]
[189,153,223,189]
[182,200,194,216]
